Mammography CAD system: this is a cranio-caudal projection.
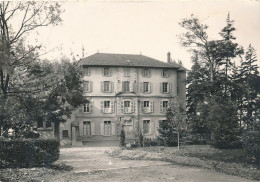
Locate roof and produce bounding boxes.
[79,53,187,71]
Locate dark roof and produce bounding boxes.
[79,53,187,70]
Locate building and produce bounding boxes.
[60,52,186,146]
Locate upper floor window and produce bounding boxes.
[142,101,153,113]
[142,68,150,77]
[141,82,152,93]
[103,67,110,76]
[83,81,93,92]
[162,69,169,77]
[121,100,134,114]
[81,101,93,113]
[101,81,114,93]
[122,81,130,92]
[143,120,150,134]
[160,82,172,93]
[83,67,90,75]
[101,100,114,113]
[124,68,130,76]
[160,101,168,113]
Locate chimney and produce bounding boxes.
[167,52,171,63]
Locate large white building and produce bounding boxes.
[60,52,186,146]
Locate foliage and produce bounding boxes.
[119,129,125,147]
[158,97,186,148]
[0,138,59,168]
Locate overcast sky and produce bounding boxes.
[35,0,260,69]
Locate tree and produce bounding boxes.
[0,2,62,135]
[158,97,186,149]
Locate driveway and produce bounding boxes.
[57,147,255,182]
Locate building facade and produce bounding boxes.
[60,53,186,146]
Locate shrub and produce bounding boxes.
[119,129,126,147]
[0,138,59,168]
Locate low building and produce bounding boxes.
[60,52,186,146]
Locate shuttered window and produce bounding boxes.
[143,120,150,134]
[103,68,110,76]
[104,81,110,92]
[83,121,91,136]
[83,67,90,75]
[143,69,150,77]
[124,68,130,76]
[143,82,149,93]
[62,130,69,138]
[163,101,168,112]
[123,81,130,92]
[162,69,168,77]
[163,82,168,93]
[104,121,111,136]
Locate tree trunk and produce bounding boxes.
[177,132,180,150]
[54,122,60,143]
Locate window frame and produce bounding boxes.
[162,69,169,77]
[143,68,150,77]
[103,67,110,76]
[143,82,149,93]
[83,121,91,136]
[83,67,90,76]
[123,81,130,92]
[162,82,169,93]
[104,121,112,136]
[143,120,150,134]
[104,81,110,92]
[62,130,69,138]
[124,67,130,76]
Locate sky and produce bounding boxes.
[33,0,260,70]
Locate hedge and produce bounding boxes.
[0,138,59,168]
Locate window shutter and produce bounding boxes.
[133,82,137,92]
[140,83,143,93]
[149,82,153,93]
[109,68,112,76]
[148,69,151,77]
[112,122,116,135]
[160,82,163,93]
[150,101,154,113]
[88,67,91,75]
[111,101,114,113]
[141,101,144,113]
[91,121,95,135]
[130,82,133,92]
[79,121,83,136]
[142,69,144,77]
[169,82,172,93]
[122,81,124,92]
[101,81,104,92]
[150,120,154,134]
[110,82,114,93]
[121,101,124,113]
[161,70,163,77]
[90,81,93,92]
[100,122,104,135]
[131,100,134,113]
[101,101,104,113]
[90,101,93,113]
[160,101,163,113]
[102,68,104,75]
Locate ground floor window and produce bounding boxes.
[143,120,150,134]
[83,121,91,136]
[62,130,69,138]
[104,121,111,136]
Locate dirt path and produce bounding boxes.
[54,147,255,182]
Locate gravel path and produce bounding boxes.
[55,147,256,182]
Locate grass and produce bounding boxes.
[107,145,260,181]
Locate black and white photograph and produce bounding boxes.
[0,0,259,181]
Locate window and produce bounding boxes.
[83,103,90,113]
[163,101,168,112]
[37,120,43,128]
[104,81,110,92]
[162,69,169,77]
[83,121,91,136]
[62,130,69,138]
[123,81,130,92]
[101,100,114,113]
[37,119,51,129]
[124,101,131,113]
[143,120,150,134]
[83,67,90,75]
[83,81,90,92]
[103,68,110,76]
[163,82,168,93]
[104,121,111,136]
[144,101,150,108]
[143,82,149,93]
[143,69,150,77]
[104,101,110,108]
[124,68,130,76]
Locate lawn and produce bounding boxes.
[107,145,260,181]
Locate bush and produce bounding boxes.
[119,129,126,147]
[0,138,59,168]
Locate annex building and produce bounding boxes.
[60,52,186,146]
